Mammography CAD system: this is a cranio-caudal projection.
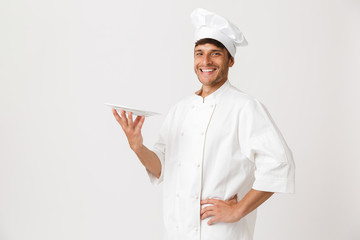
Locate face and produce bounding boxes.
[194,43,234,88]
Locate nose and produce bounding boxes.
[202,53,213,65]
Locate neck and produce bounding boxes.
[196,79,227,99]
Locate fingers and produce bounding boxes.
[201,210,215,220]
[201,199,221,205]
[199,199,224,225]
[112,109,146,131]
[112,109,122,123]
[128,112,134,127]
[200,206,217,224]
[133,115,141,126]
[136,116,145,131]
[200,206,215,220]
[113,109,126,127]
[128,113,146,131]
[120,110,128,127]
[207,217,218,225]
[200,196,240,225]
[201,195,237,206]
[200,206,214,216]
[112,109,129,129]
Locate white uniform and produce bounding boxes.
[147,80,295,240]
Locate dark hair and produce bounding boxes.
[195,38,232,59]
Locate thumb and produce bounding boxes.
[229,194,238,203]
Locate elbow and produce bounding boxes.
[155,170,162,179]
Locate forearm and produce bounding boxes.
[235,189,274,219]
[133,145,162,179]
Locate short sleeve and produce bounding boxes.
[146,106,175,185]
[238,99,295,193]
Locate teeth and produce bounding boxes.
[201,69,215,72]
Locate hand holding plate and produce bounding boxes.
[112,109,145,151]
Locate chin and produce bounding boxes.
[201,78,219,85]
[198,79,212,86]
[197,76,214,84]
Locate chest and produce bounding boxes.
[177,102,239,140]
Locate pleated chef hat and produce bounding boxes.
[191,8,247,57]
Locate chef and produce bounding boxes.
[112,8,295,240]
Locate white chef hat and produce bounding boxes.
[191,8,248,57]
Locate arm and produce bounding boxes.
[200,189,274,225]
[132,145,161,179]
[236,189,274,219]
[112,109,161,178]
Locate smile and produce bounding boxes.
[200,68,216,72]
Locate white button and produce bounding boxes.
[178,162,181,167]
[176,225,179,229]
[176,193,180,197]
[181,132,184,136]
[200,132,204,135]
[210,104,214,108]
[192,105,195,109]
[196,164,200,168]
[194,227,198,232]
[194,195,199,200]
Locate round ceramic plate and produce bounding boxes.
[105,103,161,117]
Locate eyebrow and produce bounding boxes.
[194,49,222,52]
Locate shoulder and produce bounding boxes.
[226,86,273,123]
[222,82,263,108]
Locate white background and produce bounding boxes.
[1,0,359,239]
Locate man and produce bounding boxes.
[112,8,295,240]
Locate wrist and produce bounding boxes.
[131,144,145,154]
[234,202,246,221]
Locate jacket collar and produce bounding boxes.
[193,80,231,104]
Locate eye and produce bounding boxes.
[195,52,203,56]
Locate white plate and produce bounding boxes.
[105,103,161,117]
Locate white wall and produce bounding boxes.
[1,0,359,239]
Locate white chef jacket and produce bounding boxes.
[147,80,295,240]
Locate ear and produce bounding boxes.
[229,57,235,67]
